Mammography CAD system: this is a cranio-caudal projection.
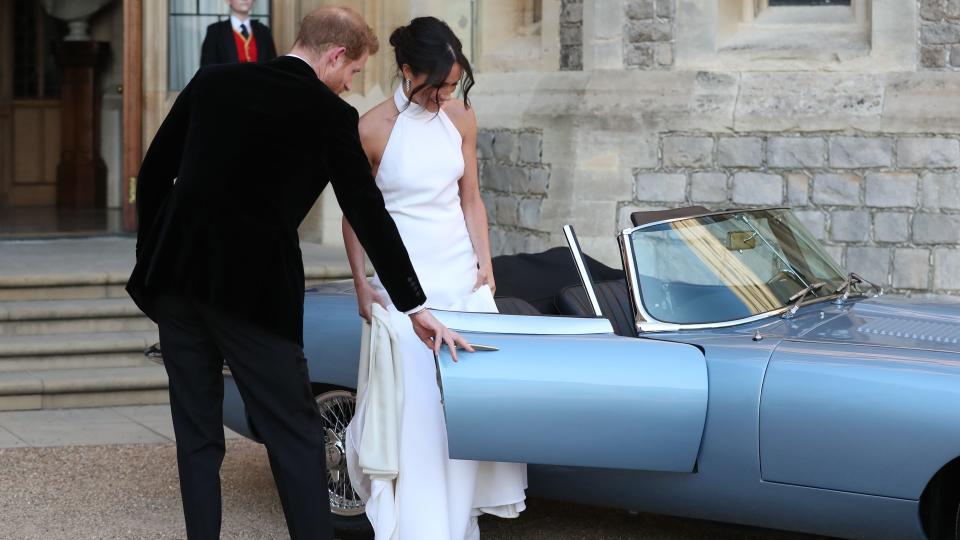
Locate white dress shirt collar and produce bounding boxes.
[230,14,252,36]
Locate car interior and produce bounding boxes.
[490,206,715,337]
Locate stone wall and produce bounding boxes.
[624,0,675,69]
[477,129,552,255]
[920,0,960,68]
[621,132,960,295]
[559,0,583,70]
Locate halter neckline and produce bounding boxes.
[394,84,436,120]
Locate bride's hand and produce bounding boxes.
[355,282,386,322]
[473,264,496,295]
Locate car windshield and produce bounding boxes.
[629,208,850,325]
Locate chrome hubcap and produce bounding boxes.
[315,390,364,517]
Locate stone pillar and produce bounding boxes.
[56,41,108,209]
[582,0,625,70]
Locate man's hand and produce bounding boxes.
[409,309,474,362]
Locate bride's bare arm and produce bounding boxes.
[448,102,495,293]
[344,103,395,319]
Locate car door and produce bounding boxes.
[432,310,708,472]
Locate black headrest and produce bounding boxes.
[630,206,711,227]
[494,297,542,316]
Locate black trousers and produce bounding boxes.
[154,294,332,540]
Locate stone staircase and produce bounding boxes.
[0,237,356,411]
[0,273,165,411]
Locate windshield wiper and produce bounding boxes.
[782,281,826,318]
[833,272,883,304]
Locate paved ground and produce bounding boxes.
[0,406,827,540]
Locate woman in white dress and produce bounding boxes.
[342,16,527,540]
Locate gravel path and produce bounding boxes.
[0,439,824,539]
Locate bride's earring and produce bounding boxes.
[405,79,411,95]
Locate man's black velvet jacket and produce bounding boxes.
[127,56,426,345]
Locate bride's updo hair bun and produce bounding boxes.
[390,16,475,108]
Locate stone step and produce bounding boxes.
[0,331,158,372]
[0,366,169,411]
[0,298,156,336]
[0,265,357,302]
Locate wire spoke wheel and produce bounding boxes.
[315,390,364,517]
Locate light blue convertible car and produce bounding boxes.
[217,207,960,540]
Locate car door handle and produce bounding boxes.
[456,343,499,352]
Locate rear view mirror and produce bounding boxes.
[727,230,757,250]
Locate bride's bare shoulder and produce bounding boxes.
[442,99,476,138]
[358,99,399,150]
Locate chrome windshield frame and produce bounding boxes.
[619,207,844,333]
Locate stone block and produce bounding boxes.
[828,137,894,168]
[822,244,845,266]
[625,20,672,43]
[786,174,810,206]
[635,172,687,202]
[951,45,960,66]
[794,210,826,240]
[561,0,583,24]
[897,137,960,168]
[921,0,946,21]
[847,247,891,287]
[483,164,526,193]
[812,173,861,205]
[662,136,713,168]
[656,0,675,18]
[492,131,519,162]
[717,137,763,167]
[732,173,783,206]
[921,22,960,45]
[481,192,496,222]
[922,46,949,68]
[489,227,507,256]
[873,212,910,243]
[528,168,550,194]
[948,0,960,19]
[518,198,542,229]
[934,248,960,289]
[495,196,518,226]
[477,131,495,160]
[893,249,931,290]
[913,214,960,243]
[767,137,826,168]
[519,132,542,164]
[690,172,727,203]
[560,45,583,71]
[625,0,655,19]
[830,211,870,243]
[624,44,655,68]
[560,25,583,47]
[864,172,919,208]
[921,172,960,210]
[655,44,674,67]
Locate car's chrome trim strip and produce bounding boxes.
[431,309,614,335]
[563,224,604,317]
[621,206,790,236]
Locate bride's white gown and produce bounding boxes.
[345,86,527,540]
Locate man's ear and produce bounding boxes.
[327,46,348,67]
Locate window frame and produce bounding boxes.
[675,0,916,72]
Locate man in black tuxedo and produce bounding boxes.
[200,0,277,66]
[127,6,470,540]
